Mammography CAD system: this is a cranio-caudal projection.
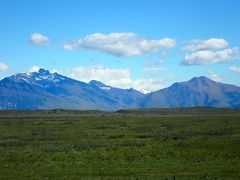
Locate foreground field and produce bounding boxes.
[1,109,240,179]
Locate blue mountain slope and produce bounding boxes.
[0,69,143,110]
[89,80,144,106]
[136,76,240,108]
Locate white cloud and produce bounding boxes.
[181,48,240,65]
[64,65,130,83]
[63,32,176,57]
[60,65,170,92]
[229,66,240,72]
[0,62,9,71]
[29,33,50,46]
[29,66,41,72]
[183,38,228,52]
[181,38,240,66]
[208,70,222,82]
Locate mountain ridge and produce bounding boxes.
[0,68,239,110]
[136,76,240,108]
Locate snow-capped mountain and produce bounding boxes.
[0,69,239,110]
[0,68,144,110]
[10,69,66,87]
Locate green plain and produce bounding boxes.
[1,108,240,179]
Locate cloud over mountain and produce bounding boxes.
[60,65,169,92]
[63,32,176,57]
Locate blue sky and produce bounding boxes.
[0,0,240,92]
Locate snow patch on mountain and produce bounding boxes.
[100,86,111,91]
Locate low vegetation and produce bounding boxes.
[1,108,240,179]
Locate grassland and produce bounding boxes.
[1,108,240,179]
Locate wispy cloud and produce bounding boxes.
[142,67,165,72]
[229,66,240,72]
[142,67,165,76]
[144,59,165,67]
[208,70,222,82]
[63,32,176,57]
[29,33,50,46]
[0,62,9,71]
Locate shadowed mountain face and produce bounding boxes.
[136,76,240,108]
[0,69,239,110]
[0,69,143,110]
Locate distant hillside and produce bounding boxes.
[1,107,240,117]
[136,76,240,108]
[116,107,240,116]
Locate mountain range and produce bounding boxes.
[0,68,239,110]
